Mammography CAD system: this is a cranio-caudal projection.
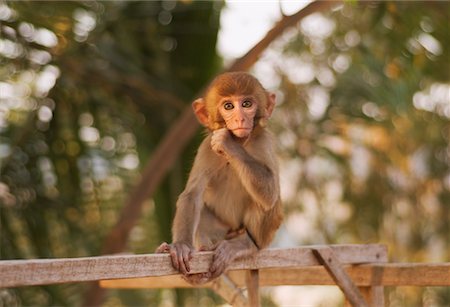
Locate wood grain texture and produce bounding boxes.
[0,244,387,287]
[100,263,450,289]
[211,275,247,307]
[313,247,369,307]
[246,270,260,307]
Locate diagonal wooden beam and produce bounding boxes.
[211,274,247,307]
[313,247,369,307]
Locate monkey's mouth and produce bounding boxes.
[231,128,251,138]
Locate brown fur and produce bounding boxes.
[156,72,282,284]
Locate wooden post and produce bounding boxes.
[246,270,260,307]
[359,286,384,307]
[313,247,369,307]
[357,244,387,307]
[362,260,385,307]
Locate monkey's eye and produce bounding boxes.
[242,100,253,108]
[223,102,234,110]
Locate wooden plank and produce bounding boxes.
[100,263,450,289]
[313,247,368,307]
[100,275,208,289]
[0,253,198,288]
[233,244,388,270]
[365,263,450,286]
[235,263,450,287]
[246,270,260,307]
[0,244,385,288]
[211,275,247,307]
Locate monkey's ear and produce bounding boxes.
[265,93,276,118]
[192,98,210,127]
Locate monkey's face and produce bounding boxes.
[218,95,257,138]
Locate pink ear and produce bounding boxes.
[192,98,209,127]
[265,93,276,118]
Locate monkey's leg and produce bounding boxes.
[194,206,230,249]
[210,232,258,278]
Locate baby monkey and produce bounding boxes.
[156,72,283,284]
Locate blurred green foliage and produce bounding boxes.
[0,1,449,306]
[1,1,222,305]
[269,1,449,305]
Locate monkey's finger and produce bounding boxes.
[155,242,169,253]
[210,260,223,275]
[210,253,222,274]
[210,246,231,275]
[181,248,191,273]
[213,127,228,135]
[169,248,180,271]
[210,261,225,279]
[176,247,189,274]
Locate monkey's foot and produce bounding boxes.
[182,272,212,285]
[155,242,170,253]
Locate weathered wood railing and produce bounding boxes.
[1,244,449,307]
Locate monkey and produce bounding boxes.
[156,71,283,284]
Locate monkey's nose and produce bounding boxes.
[234,110,246,124]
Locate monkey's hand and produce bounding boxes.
[209,234,258,280]
[155,242,195,275]
[211,128,237,157]
[209,240,238,280]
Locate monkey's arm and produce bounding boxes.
[157,186,204,275]
[172,178,206,244]
[157,140,213,275]
[211,129,279,211]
